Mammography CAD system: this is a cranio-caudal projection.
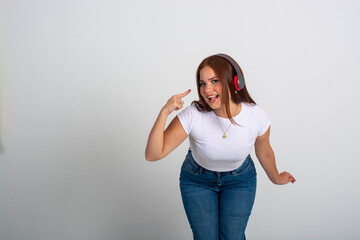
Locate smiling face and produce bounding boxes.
[195,54,255,120]
[199,66,224,111]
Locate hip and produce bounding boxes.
[179,149,257,189]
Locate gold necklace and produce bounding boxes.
[214,114,232,139]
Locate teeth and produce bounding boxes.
[208,95,217,98]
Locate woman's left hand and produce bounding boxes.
[275,171,296,185]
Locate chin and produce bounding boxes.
[207,103,222,110]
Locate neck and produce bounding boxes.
[214,102,242,118]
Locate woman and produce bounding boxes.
[145,54,295,240]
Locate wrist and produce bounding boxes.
[160,107,171,117]
[271,174,281,185]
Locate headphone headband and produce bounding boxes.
[215,54,245,90]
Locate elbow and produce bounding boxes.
[145,146,167,161]
[145,152,161,162]
[145,155,156,162]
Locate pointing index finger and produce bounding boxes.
[178,89,191,98]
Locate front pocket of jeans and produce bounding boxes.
[183,159,199,175]
[232,160,252,176]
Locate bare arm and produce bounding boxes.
[145,90,190,161]
[254,126,296,185]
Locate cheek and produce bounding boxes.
[215,85,222,94]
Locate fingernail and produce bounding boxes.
[188,89,191,91]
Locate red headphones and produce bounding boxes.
[215,54,245,91]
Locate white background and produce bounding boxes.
[1,0,359,239]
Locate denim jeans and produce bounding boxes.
[179,150,257,240]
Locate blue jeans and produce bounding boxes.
[179,150,257,240]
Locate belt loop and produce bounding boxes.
[198,167,203,175]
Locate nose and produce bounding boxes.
[204,83,213,93]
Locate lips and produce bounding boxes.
[207,95,219,103]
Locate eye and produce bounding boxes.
[199,82,205,86]
[212,79,219,83]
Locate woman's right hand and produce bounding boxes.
[145,89,191,161]
[161,89,191,115]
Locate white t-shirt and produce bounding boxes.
[177,102,271,172]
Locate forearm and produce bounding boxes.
[255,128,296,185]
[145,109,169,161]
[256,150,281,184]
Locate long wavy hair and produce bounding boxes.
[192,54,256,124]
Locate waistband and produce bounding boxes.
[185,149,252,175]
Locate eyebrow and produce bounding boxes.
[199,77,217,82]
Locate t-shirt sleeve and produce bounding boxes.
[177,105,196,135]
[255,105,271,136]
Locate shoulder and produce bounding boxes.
[239,102,271,135]
[254,104,267,115]
[178,103,201,118]
[242,102,268,116]
[241,102,256,110]
[250,104,271,136]
[177,104,205,134]
[187,103,200,112]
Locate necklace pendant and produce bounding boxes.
[222,134,227,139]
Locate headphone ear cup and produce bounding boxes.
[215,54,244,90]
[234,75,241,91]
